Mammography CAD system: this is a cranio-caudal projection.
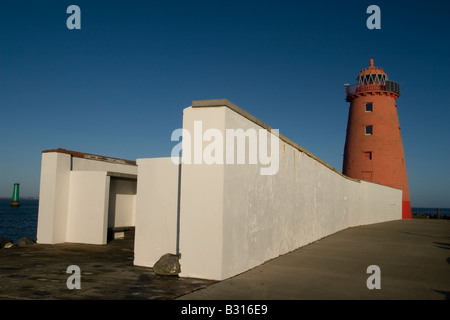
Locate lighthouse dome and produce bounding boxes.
[356,59,388,84]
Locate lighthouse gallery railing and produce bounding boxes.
[346,80,400,96]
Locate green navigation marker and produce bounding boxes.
[10,183,20,207]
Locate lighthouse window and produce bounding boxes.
[365,102,373,112]
[365,125,373,135]
[364,151,373,160]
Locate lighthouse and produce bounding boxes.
[343,59,412,219]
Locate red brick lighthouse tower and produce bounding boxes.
[343,59,411,219]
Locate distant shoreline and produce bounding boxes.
[0,197,39,200]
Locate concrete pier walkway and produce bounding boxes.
[0,219,448,300]
[180,219,450,300]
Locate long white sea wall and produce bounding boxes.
[178,99,402,280]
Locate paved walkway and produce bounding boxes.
[0,219,448,300]
[179,219,450,300]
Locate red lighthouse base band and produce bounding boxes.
[402,201,412,219]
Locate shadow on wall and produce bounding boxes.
[107,177,137,242]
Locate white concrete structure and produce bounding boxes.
[176,100,402,280]
[134,157,180,267]
[37,99,402,281]
[37,149,137,245]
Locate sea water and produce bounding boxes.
[411,207,450,217]
[0,199,39,242]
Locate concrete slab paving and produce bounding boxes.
[178,219,450,300]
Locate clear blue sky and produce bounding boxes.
[1,0,449,207]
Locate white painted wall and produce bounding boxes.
[179,107,227,280]
[37,150,137,245]
[178,102,402,280]
[66,171,110,244]
[134,157,180,267]
[357,180,402,225]
[37,152,71,244]
[108,178,137,229]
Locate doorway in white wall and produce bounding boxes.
[107,176,137,242]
